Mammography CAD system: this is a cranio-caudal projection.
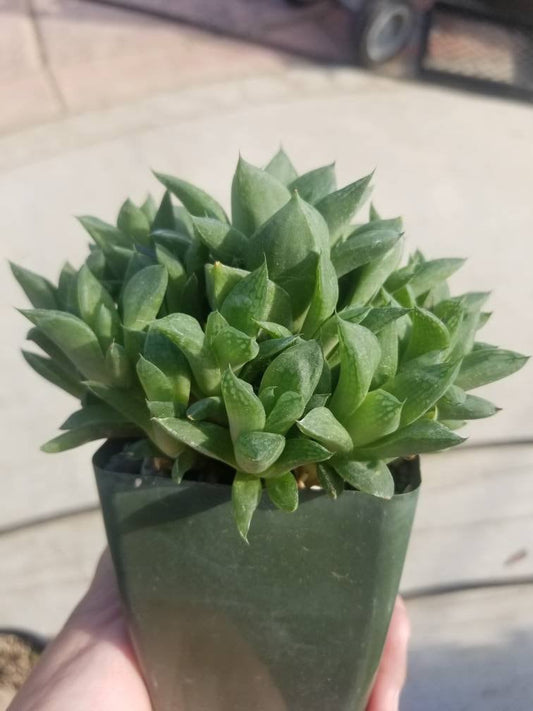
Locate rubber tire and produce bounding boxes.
[356,0,415,67]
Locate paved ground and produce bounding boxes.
[1,1,533,708]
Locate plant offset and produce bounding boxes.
[12,150,527,539]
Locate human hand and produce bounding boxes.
[9,552,409,711]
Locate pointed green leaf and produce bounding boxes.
[21,309,108,382]
[221,368,266,441]
[317,463,345,498]
[331,218,403,278]
[369,203,381,221]
[205,262,248,309]
[372,321,399,387]
[187,396,227,425]
[60,403,128,430]
[289,163,336,203]
[41,424,135,453]
[359,307,411,334]
[256,321,292,338]
[220,261,269,336]
[211,326,259,372]
[455,348,528,390]
[266,473,299,512]
[232,472,262,542]
[152,313,220,396]
[154,172,228,222]
[347,239,404,307]
[105,342,132,389]
[297,407,352,453]
[56,262,79,314]
[10,263,57,309]
[154,243,186,312]
[334,459,394,498]
[260,340,324,409]
[136,355,174,402]
[117,199,151,246]
[315,173,373,243]
[77,215,131,249]
[384,359,461,426]
[354,419,465,459]
[437,386,499,420]
[403,307,450,362]
[152,191,176,232]
[265,147,298,185]
[261,438,332,479]
[301,252,339,339]
[247,193,329,317]
[26,327,81,378]
[329,320,381,420]
[345,389,402,447]
[148,401,175,418]
[144,330,191,407]
[265,391,305,435]
[171,447,197,484]
[123,265,168,331]
[234,431,285,474]
[232,157,290,235]
[140,194,157,222]
[155,417,236,466]
[22,351,84,399]
[86,381,152,434]
[409,258,466,297]
[192,216,248,263]
[77,265,120,350]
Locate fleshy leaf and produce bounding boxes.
[347,239,404,307]
[266,473,299,512]
[122,265,168,331]
[220,261,269,336]
[221,368,266,441]
[105,342,132,389]
[42,424,135,453]
[171,447,197,484]
[187,396,227,425]
[86,381,152,434]
[234,431,285,474]
[260,340,324,410]
[205,262,248,310]
[360,307,411,333]
[155,244,186,313]
[329,319,381,420]
[409,258,466,297]
[77,215,131,250]
[331,218,403,278]
[192,217,248,263]
[21,309,108,383]
[333,459,394,499]
[403,307,450,362]
[455,348,528,390]
[152,191,176,232]
[232,472,262,542]
[383,359,461,426]
[117,199,151,246]
[155,417,236,466]
[264,147,298,186]
[264,391,305,435]
[60,403,128,430]
[231,157,290,236]
[316,463,345,499]
[437,386,499,420]
[315,172,373,244]
[77,265,120,351]
[143,330,191,407]
[354,419,465,459]
[211,326,259,371]
[289,163,336,204]
[10,263,57,309]
[22,351,84,399]
[136,355,174,402]
[301,252,339,339]
[261,438,332,479]
[297,407,353,453]
[347,389,403,447]
[154,172,229,222]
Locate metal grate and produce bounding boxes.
[421,3,533,93]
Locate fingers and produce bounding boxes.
[366,596,410,711]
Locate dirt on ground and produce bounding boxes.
[0,633,42,709]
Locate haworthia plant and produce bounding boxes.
[12,150,528,540]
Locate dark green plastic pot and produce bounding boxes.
[94,440,420,711]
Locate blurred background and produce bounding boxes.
[1,0,532,708]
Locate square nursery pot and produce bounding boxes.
[94,440,420,711]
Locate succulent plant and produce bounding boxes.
[11,149,528,539]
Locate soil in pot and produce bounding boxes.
[0,632,44,710]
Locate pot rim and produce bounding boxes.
[93,438,421,503]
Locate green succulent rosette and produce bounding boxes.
[12,149,528,539]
